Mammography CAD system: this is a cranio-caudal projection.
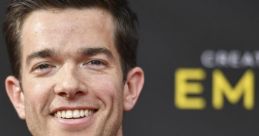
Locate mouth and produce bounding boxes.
[50,107,99,129]
[51,108,98,119]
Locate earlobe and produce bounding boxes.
[123,67,144,111]
[5,76,25,119]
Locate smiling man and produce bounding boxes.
[3,0,144,136]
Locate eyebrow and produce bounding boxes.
[80,47,114,59]
[26,49,56,65]
[26,47,114,65]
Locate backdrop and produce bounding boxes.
[0,0,258,136]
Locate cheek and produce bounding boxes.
[22,78,53,113]
[89,75,124,108]
[24,80,50,99]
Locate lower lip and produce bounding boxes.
[53,114,95,130]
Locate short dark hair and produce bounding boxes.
[3,0,139,80]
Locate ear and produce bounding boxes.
[123,67,144,111]
[5,76,25,119]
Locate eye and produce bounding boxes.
[31,63,56,75]
[89,60,103,65]
[36,63,52,70]
[82,59,107,70]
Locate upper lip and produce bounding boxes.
[50,106,98,115]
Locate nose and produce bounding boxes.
[54,66,86,99]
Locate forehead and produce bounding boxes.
[21,8,115,35]
[20,8,117,56]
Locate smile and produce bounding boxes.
[54,109,95,119]
[50,107,98,129]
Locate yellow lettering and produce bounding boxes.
[212,69,254,110]
[175,68,206,109]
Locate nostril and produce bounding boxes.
[58,92,68,97]
[75,91,85,96]
[57,90,86,99]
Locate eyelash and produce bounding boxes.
[31,59,107,74]
[83,59,108,69]
[32,63,55,72]
[88,60,104,65]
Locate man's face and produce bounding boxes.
[5,8,144,136]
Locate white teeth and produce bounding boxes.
[85,110,88,116]
[73,110,80,118]
[66,110,73,118]
[57,111,61,118]
[62,111,66,118]
[55,109,94,119]
[80,110,85,117]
